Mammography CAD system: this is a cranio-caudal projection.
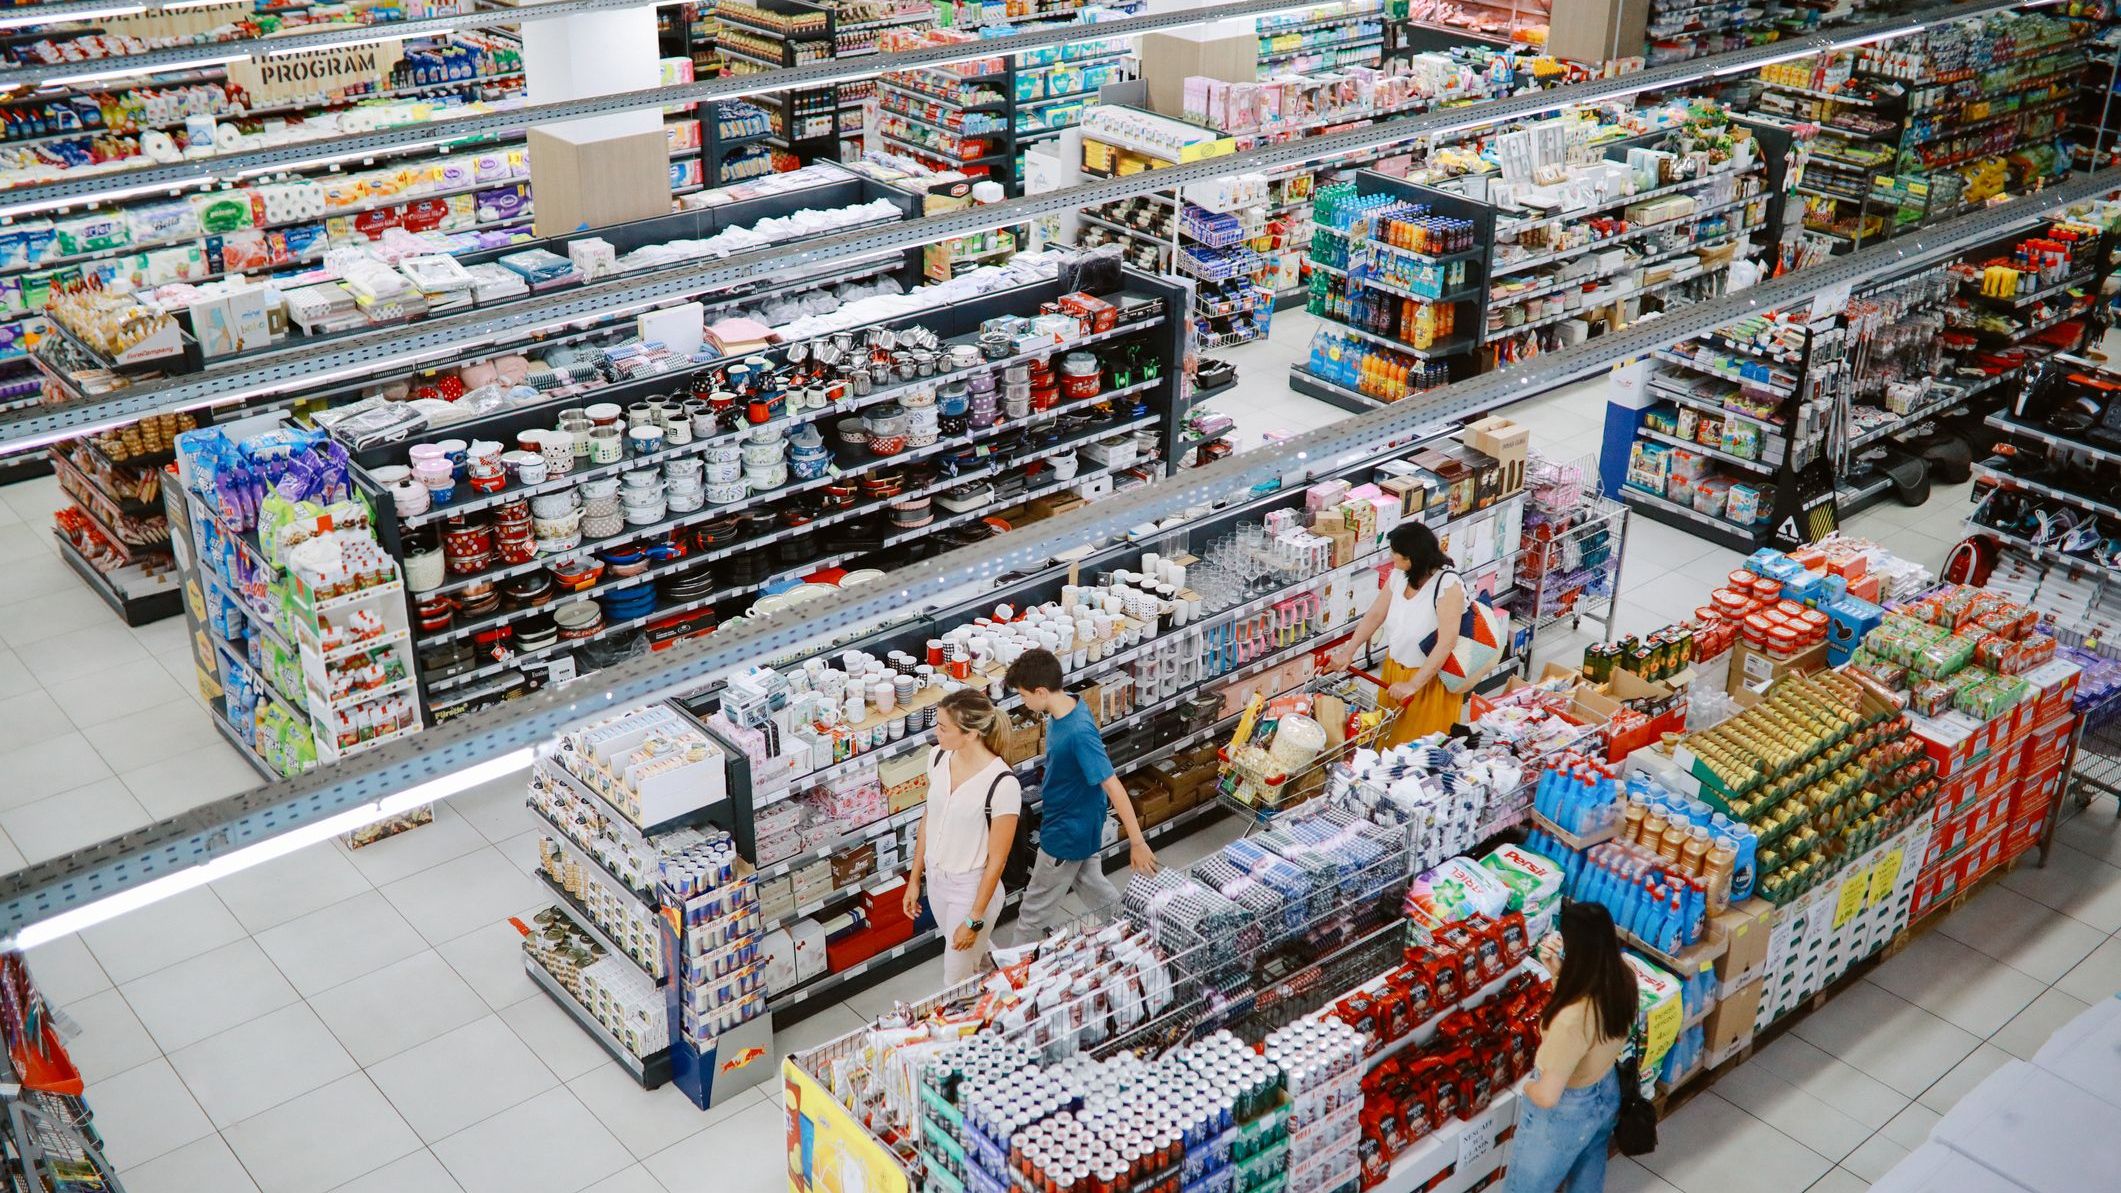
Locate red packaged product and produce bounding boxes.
[1389,968,1435,1028]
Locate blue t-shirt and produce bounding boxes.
[1038,701,1115,861]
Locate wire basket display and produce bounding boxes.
[1177,243,1266,282]
[1217,669,1402,823]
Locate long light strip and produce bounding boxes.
[0,3,143,29]
[0,0,2038,217]
[3,163,2116,941]
[9,749,532,949]
[0,0,2048,448]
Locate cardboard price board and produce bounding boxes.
[1833,873,1867,930]
[1457,1099,1507,1170]
[229,39,405,106]
[1867,848,1903,907]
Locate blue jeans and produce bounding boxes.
[1503,1070,1619,1193]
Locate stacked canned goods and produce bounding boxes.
[1265,1019,1365,1193]
[916,1038,1041,1192]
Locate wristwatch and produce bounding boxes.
[964,917,986,931]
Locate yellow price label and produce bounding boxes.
[1834,874,1867,929]
[1642,995,1683,1069]
[1868,849,1903,906]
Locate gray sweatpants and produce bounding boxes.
[1016,849,1122,944]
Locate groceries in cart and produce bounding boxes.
[1219,672,1400,815]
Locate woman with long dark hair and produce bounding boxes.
[1506,903,1637,1193]
[1327,521,1466,744]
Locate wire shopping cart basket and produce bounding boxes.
[2068,683,2121,818]
[1216,665,1404,827]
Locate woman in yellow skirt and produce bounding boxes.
[1329,522,1466,746]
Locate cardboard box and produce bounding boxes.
[1138,29,1261,118]
[527,127,671,238]
[2024,715,2074,774]
[1728,640,1828,695]
[1546,0,1652,63]
[1712,899,1774,988]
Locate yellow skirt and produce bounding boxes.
[1379,657,1462,746]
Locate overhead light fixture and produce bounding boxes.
[0,4,145,28]
[45,52,245,86]
[9,748,535,951]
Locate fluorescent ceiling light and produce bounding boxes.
[0,5,144,28]
[45,52,244,85]
[9,748,534,950]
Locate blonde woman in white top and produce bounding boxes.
[902,689,1023,984]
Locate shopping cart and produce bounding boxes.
[1216,667,1405,827]
[2067,683,2121,819]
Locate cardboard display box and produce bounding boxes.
[1728,639,1828,696]
[1704,975,1763,1057]
[528,127,671,237]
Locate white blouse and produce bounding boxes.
[923,750,1023,874]
[1381,568,1465,668]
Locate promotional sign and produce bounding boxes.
[229,40,406,106]
[785,1060,910,1193]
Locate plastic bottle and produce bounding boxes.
[1680,826,1710,877]
[1703,840,1736,913]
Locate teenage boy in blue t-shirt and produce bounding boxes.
[1005,647,1157,942]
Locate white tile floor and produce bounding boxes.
[4,307,2108,1192]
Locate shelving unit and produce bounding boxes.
[1482,127,1782,370]
[523,720,772,1105]
[1292,171,1492,412]
[49,435,180,625]
[876,57,1020,194]
[171,445,425,776]
[696,420,1533,1021]
[1614,303,1839,553]
[716,0,855,163]
[341,265,1186,727]
[1968,356,2121,587]
[1759,15,2092,254]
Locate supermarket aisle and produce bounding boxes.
[0,475,259,871]
[12,310,2058,1193]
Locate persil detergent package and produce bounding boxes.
[1403,856,1510,944]
[1480,844,1565,938]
